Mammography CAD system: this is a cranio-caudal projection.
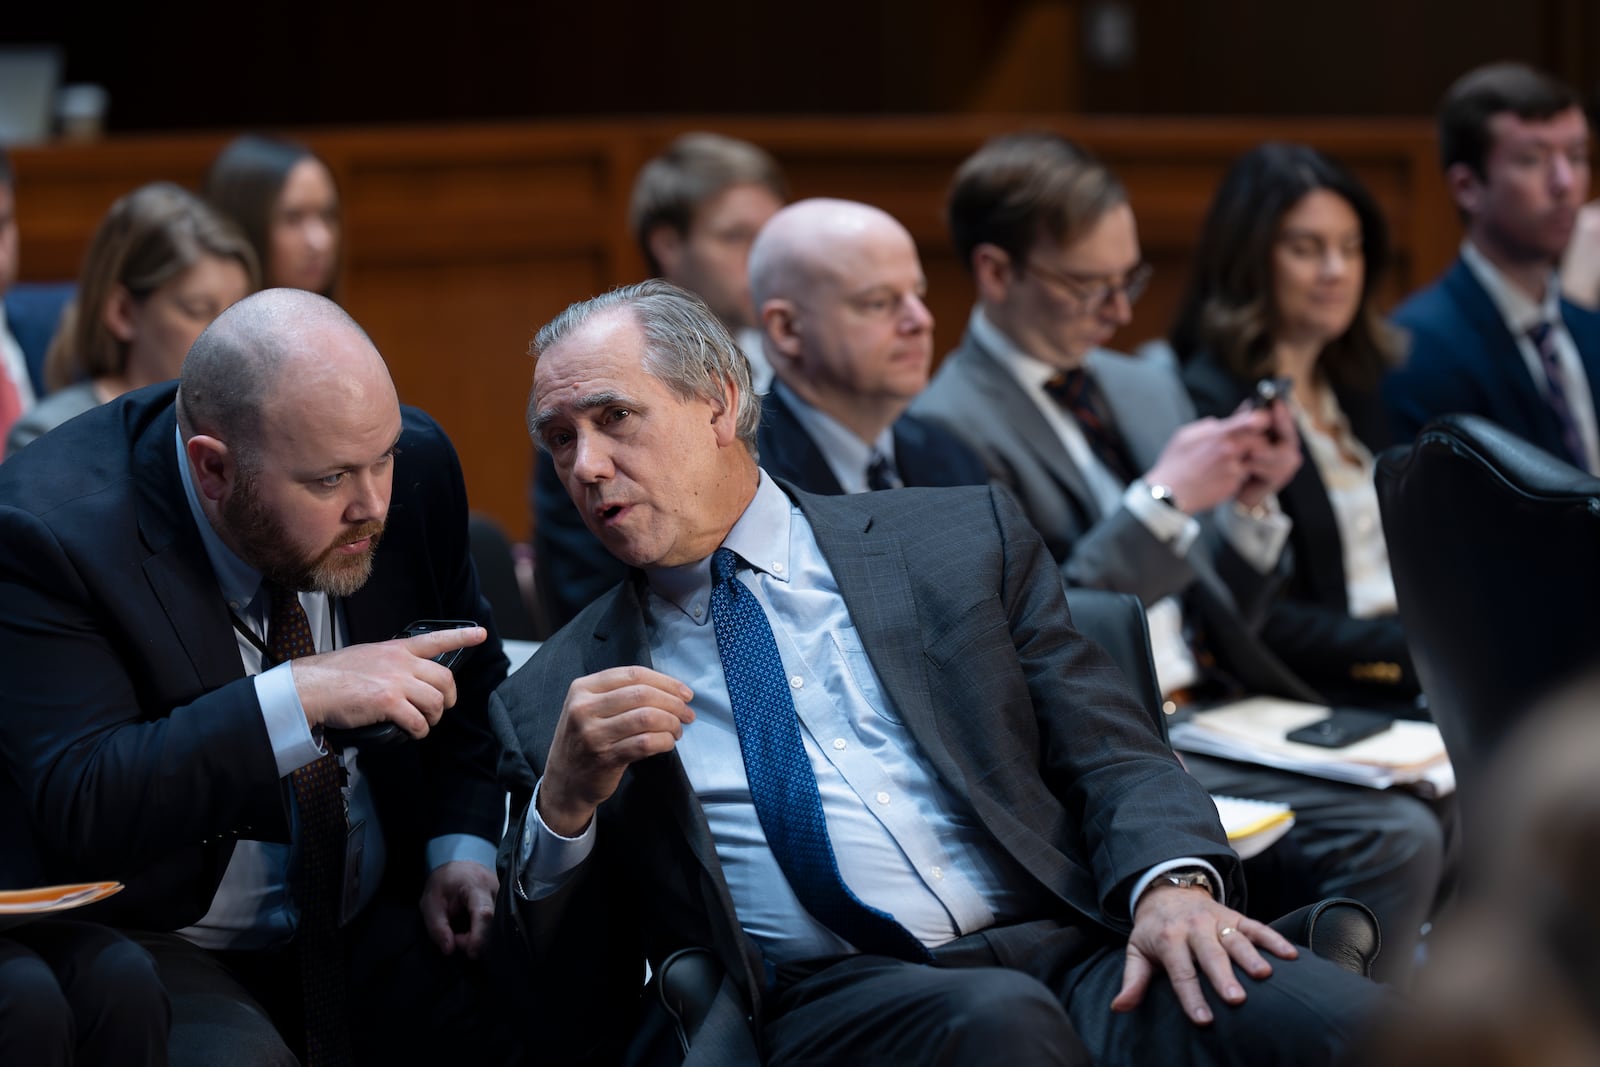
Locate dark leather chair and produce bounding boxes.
[652,587,1381,1057]
[1376,414,1600,824]
[467,512,541,642]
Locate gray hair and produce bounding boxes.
[529,279,760,456]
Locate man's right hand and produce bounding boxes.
[1143,409,1273,515]
[291,626,488,738]
[537,666,695,837]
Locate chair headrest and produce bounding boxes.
[1378,413,1600,504]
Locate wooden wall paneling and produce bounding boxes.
[8,116,1449,542]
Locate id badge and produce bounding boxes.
[340,818,366,926]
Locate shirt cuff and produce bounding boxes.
[1129,857,1226,917]
[425,834,499,873]
[1215,494,1293,573]
[254,663,326,778]
[1124,479,1201,556]
[515,778,597,902]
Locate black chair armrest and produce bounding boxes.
[656,947,725,1057]
[1269,897,1381,978]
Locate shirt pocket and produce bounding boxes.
[829,628,902,725]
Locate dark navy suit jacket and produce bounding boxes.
[1385,257,1600,458]
[0,382,508,925]
[532,388,991,632]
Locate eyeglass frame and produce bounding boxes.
[1020,257,1154,316]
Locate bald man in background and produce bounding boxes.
[749,197,990,493]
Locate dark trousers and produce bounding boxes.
[0,919,170,1067]
[136,889,524,1066]
[761,917,1384,1067]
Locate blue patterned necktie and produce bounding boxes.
[1527,321,1592,472]
[708,547,929,961]
[267,583,354,1067]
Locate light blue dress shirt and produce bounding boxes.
[171,429,493,949]
[518,474,1219,962]
[771,381,900,494]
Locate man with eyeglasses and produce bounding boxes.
[915,132,1446,985]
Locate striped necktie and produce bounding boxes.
[1527,321,1591,472]
[267,583,354,1067]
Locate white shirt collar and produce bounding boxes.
[1461,239,1562,333]
[643,470,793,623]
[772,380,896,494]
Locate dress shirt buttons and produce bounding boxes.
[771,562,785,574]
[790,676,804,689]
[832,738,847,750]
[692,606,702,618]
[875,791,891,805]
[930,866,945,881]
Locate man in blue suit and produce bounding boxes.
[1387,62,1600,471]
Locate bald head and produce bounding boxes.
[748,198,934,441]
[749,198,913,311]
[179,288,393,463]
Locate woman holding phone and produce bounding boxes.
[1172,142,1418,710]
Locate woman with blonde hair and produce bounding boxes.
[6,182,258,456]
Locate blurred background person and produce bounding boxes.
[1363,677,1600,1065]
[629,131,787,390]
[203,134,340,299]
[1174,143,1418,711]
[6,182,257,457]
[1385,62,1600,470]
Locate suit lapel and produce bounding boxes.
[956,333,1102,518]
[758,389,844,494]
[1446,260,1570,457]
[131,398,245,692]
[593,580,764,1014]
[791,491,970,799]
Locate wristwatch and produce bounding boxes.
[1160,868,1216,896]
[1148,482,1181,512]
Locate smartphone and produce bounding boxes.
[1285,708,1394,749]
[1250,376,1293,410]
[324,619,479,748]
[396,619,480,671]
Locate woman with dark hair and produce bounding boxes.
[5,182,258,456]
[1174,142,1418,709]
[203,134,341,298]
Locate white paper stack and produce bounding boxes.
[1172,697,1454,797]
[1211,795,1295,860]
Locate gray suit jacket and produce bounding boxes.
[912,326,1318,701]
[490,482,1239,1064]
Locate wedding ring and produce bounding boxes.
[1218,925,1237,937]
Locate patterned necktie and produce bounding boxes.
[708,548,929,961]
[1044,368,1137,485]
[1527,322,1591,472]
[865,451,900,492]
[266,583,354,1067]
